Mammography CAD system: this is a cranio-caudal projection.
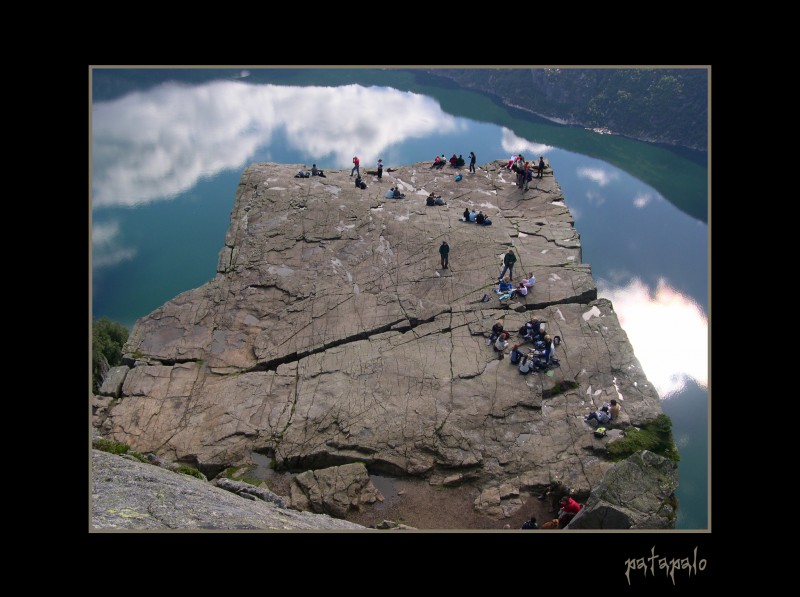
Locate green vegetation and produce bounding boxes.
[225,466,265,487]
[93,438,131,455]
[93,438,149,463]
[175,464,206,480]
[92,317,129,393]
[607,414,680,462]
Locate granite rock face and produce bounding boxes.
[91,449,367,531]
[100,160,664,515]
[289,462,383,518]
[566,450,678,529]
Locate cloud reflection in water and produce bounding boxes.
[597,277,708,399]
[92,82,463,208]
[500,128,552,156]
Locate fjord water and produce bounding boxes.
[91,68,709,529]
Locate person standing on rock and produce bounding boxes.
[377,159,383,180]
[469,151,476,173]
[537,156,545,179]
[351,156,360,177]
[439,241,450,269]
[499,249,517,282]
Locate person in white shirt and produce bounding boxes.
[522,272,536,288]
[512,282,528,297]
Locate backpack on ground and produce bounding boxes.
[594,427,607,438]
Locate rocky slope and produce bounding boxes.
[91,449,367,530]
[94,159,665,526]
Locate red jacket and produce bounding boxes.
[561,497,581,514]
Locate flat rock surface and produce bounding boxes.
[99,160,663,523]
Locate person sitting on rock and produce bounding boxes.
[532,334,554,367]
[511,281,528,298]
[469,209,477,222]
[557,496,582,527]
[311,164,326,177]
[449,153,458,168]
[523,319,544,342]
[518,354,532,374]
[475,211,485,225]
[520,516,538,529]
[392,187,405,199]
[522,272,536,288]
[585,404,612,426]
[497,277,514,293]
[493,331,509,352]
[609,399,621,420]
[509,343,524,365]
[456,154,466,168]
[488,320,504,345]
[463,208,470,220]
[431,155,442,169]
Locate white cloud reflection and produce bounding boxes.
[92,221,136,269]
[92,82,463,208]
[500,128,552,157]
[633,192,652,208]
[577,167,619,187]
[598,277,708,399]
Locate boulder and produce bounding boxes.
[289,462,383,518]
[98,366,129,398]
[566,450,678,529]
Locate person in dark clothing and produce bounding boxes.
[469,151,476,173]
[499,249,517,281]
[463,208,470,220]
[456,154,465,168]
[377,159,383,180]
[537,156,545,178]
[520,517,538,530]
[439,241,450,269]
[475,212,485,225]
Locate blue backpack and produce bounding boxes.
[455,174,462,182]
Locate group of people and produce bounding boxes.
[462,208,492,225]
[386,187,405,198]
[516,491,583,530]
[488,317,557,374]
[426,192,446,206]
[585,399,621,425]
[494,273,534,301]
[505,154,546,192]
[431,151,477,173]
